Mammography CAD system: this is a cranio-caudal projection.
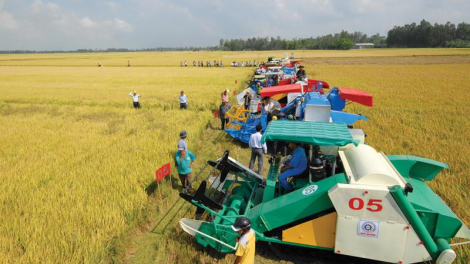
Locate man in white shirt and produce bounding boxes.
[248,125,267,175]
[179,91,187,109]
[129,91,141,109]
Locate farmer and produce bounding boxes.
[262,96,281,122]
[249,125,267,175]
[232,217,256,264]
[296,65,307,81]
[179,90,187,109]
[127,60,130,67]
[219,101,231,130]
[178,130,188,151]
[278,142,307,192]
[175,148,196,189]
[255,82,263,95]
[221,89,230,103]
[243,90,254,112]
[129,91,141,109]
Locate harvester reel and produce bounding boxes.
[207,150,243,183]
[179,180,223,214]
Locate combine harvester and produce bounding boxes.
[224,56,373,143]
[225,81,373,144]
[179,120,470,264]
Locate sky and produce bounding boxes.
[0,0,469,50]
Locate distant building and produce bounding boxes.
[353,43,375,49]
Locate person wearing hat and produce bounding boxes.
[262,96,281,123]
[296,65,307,81]
[242,90,254,113]
[175,147,196,189]
[221,89,230,103]
[232,217,255,264]
[179,91,187,109]
[129,91,141,109]
[178,130,188,151]
[255,82,263,95]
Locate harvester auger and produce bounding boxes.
[179,121,470,264]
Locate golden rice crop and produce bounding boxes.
[0,49,469,264]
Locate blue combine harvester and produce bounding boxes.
[224,83,373,144]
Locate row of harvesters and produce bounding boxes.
[178,56,470,264]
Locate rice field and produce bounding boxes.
[0,49,469,264]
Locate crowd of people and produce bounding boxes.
[180,60,224,67]
[179,59,267,68]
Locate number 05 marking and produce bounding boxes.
[348,198,383,212]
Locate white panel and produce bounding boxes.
[287,93,301,104]
[349,129,365,144]
[403,226,432,264]
[335,215,408,263]
[329,184,419,263]
[339,144,407,188]
[329,184,408,224]
[304,104,331,122]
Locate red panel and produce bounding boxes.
[278,79,292,86]
[260,83,313,97]
[338,87,373,107]
[308,79,330,89]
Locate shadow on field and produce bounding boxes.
[145,174,180,196]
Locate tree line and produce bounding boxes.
[219,31,386,51]
[387,20,470,48]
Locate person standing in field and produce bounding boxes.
[129,91,141,109]
[178,130,188,151]
[249,125,267,175]
[243,90,253,113]
[127,61,131,67]
[232,217,256,264]
[221,89,230,103]
[180,61,183,67]
[219,101,231,130]
[179,90,188,109]
[175,148,196,189]
[184,60,188,67]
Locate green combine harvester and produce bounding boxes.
[179,121,470,263]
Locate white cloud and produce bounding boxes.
[0,11,17,29]
[113,18,133,32]
[80,16,96,28]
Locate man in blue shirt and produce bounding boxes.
[278,142,307,191]
[175,148,196,189]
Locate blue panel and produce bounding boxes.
[330,111,368,125]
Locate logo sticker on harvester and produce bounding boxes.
[302,185,318,195]
[357,220,380,238]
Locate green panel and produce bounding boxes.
[390,185,439,260]
[387,155,449,181]
[416,210,438,237]
[262,164,279,203]
[249,174,347,233]
[195,223,238,253]
[261,121,359,146]
[406,178,462,238]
